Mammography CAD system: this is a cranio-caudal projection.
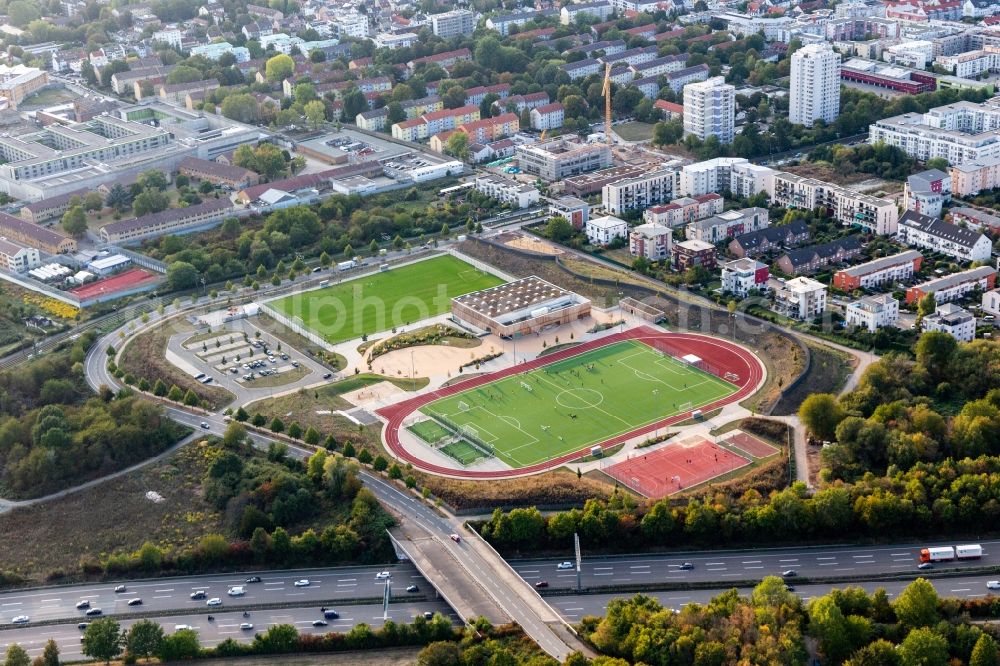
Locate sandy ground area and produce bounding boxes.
[369,343,500,380]
[503,233,564,255]
[341,380,407,406]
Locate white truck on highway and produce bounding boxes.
[337,260,357,271]
[919,544,983,562]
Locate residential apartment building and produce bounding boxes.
[923,302,977,342]
[601,168,675,215]
[549,196,590,229]
[777,236,863,276]
[473,175,539,209]
[683,76,735,144]
[428,9,475,38]
[729,163,776,198]
[768,171,899,235]
[515,138,612,181]
[679,158,748,197]
[0,213,76,253]
[950,207,1000,233]
[178,157,258,190]
[407,48,472,74]
[775,277,828,320]
[0,65,48,110]
[457,113,520,144]
[666,64,711,94]
[896,210,992,263]
[99,200,235,244]
[905,265,998,303]
[561,1,614,25]
[845,293,899,332]
[392,106,480,141]
[530,103,565,131]
[950,155,1000,196]
[982,288,1000,317]
[0,237,40,273]
[869,99,1000,166]
[629,222,672,261]
[586,214,628,245]
[721,258,770,297]
[728,220,810,258]
[486,10,558,36]
[464,84,509,107]
[903,169,951,218]
[685,207,769,244]
[832,250,924,291]
[643,193,724,228]
[789,44,841,128]
[672,239,716,270]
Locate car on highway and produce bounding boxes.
[77,623,89,630]
[322,373,332,379]
[535,581,549,588]
[200,422,210,429]
[227,586,245,596]
[782,570,797,578]
[678,562,695,570]
[294,579,311,587]
[114,585,127,593]
[246,576,262,583]
[207,598,222,606]
[85,608,103,616]
[174,625,193,631]
[312,620,328,627]
[127,598,143,606]
[785,585,796,592]
[11,616,29,625]
[918,563,934,570]
[323,610,339,619]
[557,561,573,570]
[987,581,1000,590]
[423,611,434,620]
[190,591,207,599]
[375,572,391,579]
[406,585,419,593]
[76,600,91,609]
[240,623,254,631]
[450,534,461,543]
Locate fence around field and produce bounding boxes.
[259,303,335,352]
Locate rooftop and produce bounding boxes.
[453,276,578,320]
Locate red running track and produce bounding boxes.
[376,325,766,479]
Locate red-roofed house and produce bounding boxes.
[407,48,472,73]
[654,100,683,120]
[457,113,520,143]
[392,105,481,141]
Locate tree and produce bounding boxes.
[61,206,88,237]
[798,393,846,441]
[810,595,855,665]
[265,54,295,82]
[304,100,326,129]
[844,640,901,666]
[3,645,29,666]
[916,293,936,324]
[105,183,131,211]
[82,618,123,664]
[545,216,575,242]
[914,330,956,381]
[342,88,368,121]
[165,66,202,85]
[417,641,462,666]
[221,93,259,124]
[254,144,287,181]
[223,421,247,448]
[445,132,469,160]
[166,261,200,291]
[294,82,318,103]
[925,157,949,172]
[126,620,164,662]
[83,192,103,212]
[137,171,168,191]
[897,627,948,666]
[132,189,169,216]
[386,101,405,125]
[40,640,58,666]
[7,1,40,26]
[156,629,200,662]
[893,578,939,629]
[970,634,999,666]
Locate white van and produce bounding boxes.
[227,586,245,596]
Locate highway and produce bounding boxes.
[0,601,456,660]
[547,573,1000,619]
[0,566,429,625]
[512,541,1000,588]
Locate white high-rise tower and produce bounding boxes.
[789,44,841,127]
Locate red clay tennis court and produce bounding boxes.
[70,268,157,299]
[603,435,750,499]
[721,431,779,458]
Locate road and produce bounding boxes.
[547,573,1000,620]
[0,566,429,625]
[0,600,456,660]
[512,541,1000,589]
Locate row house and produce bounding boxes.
[776,236,863,276]
[643,193,724,228]
[496,92,550,114]
[949,207,1000,234]
[457,113,520,143]
[897,210,992,263]
[905,265,997,304]
[728,219,810,258]
[465,84,510,106]
[832,250,924,291]
[392,105,480,141]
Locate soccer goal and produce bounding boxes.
[459,424,495,459]
[678,401,693,412]
[458,400,471,412]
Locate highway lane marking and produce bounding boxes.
[891,565,912,568]
[720,573,742,577]
[818,562,839,566]
[594,567,613,571]
[891,553,910,557]
[743,566,763,569]
[40,599,61,603]
[816,557,836,560]
[153,596,172,599]
[707,568,727,571]
[287,593,305,596]
[154,589,174,592]
[593,573,613,576]
[705,562,724,566]
[852,555,875,559]
[741,561,760,564]
[778,559,798,563]
[969,594,986,598]
[952,588,971,592]
[893,558,912,562]
[834,568,855,572]
[629,565,650,569]
[1,603,21,607]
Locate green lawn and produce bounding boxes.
[420,340,737,468]
[613,122,656,142]
[408,420,452,445]
[440,440,485,465]
[268,255,503,344]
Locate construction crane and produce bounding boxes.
[602,62,612,146]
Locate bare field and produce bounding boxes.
[0,439,223,583]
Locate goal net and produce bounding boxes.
[678,401,693,412]
[458,400,471,412]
